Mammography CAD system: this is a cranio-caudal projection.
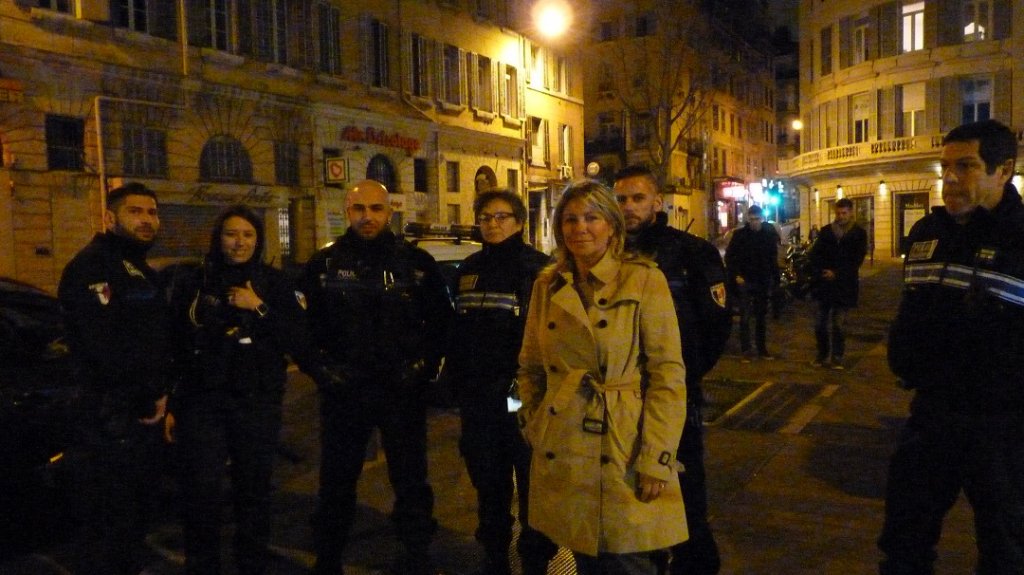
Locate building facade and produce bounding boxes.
[783,0,1023,259]
[0,0,583,291]
[581,0,777,240]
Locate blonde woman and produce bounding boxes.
[517,180,688,574]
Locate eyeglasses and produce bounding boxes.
[477,212,515,224]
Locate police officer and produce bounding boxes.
[58,182,171,575]
[167,205,336,575]
[446,190,556,575]
[880,119,1024,574]
[613,165,732,575]
[303,180,453,575]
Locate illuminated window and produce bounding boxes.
[902,2,925,52]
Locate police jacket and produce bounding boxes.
[626,212,731,387]
[169,258,320,399]
[725,224,779,290]
[302,228,453,382]
[808,221,868,307]
[888,185,1024,410]
[447,235,548,402]
[58,232,170,419]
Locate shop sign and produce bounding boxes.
[325,157,348,183]
[716,181,747,201]
[341,126,421,154]
[187,183,276,206]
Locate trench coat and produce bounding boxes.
[517,253,688,556]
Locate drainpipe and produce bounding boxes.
[179,0,189,77]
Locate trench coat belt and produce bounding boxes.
[550,369,643,434]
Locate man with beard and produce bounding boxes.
[613,166,732,575]
[303,180,453,575]
[880,119,1024,574]
[58,182,171,574]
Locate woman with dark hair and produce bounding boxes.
[517,180,688,574]
[168,205,331,575]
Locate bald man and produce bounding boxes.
[302,180,454,575]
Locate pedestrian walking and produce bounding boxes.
[57,183,170,575]
[808,198,868,370]
[446,190,557,575]
[725,205,779,361]
[880,119,1024,574]
[302,180,453,575]
[614,165,731,575]
[166,205,339,575]
[517,180,688,575]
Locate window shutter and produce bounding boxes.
[868,88,879,141]
[458,48,467,106]
[151,1,179,41]
[490,58,499,113]
[938,77,959,133]
[517,66,526,119]
[403,32,414,95]
[380,20,391,89]
[880,86,896,139]
[186,0,212,48]
[876,2,897,57]
[497,61,507,115]
[432,40,444,102]
[525,117,533,163]
[360,15,373,86]
[924,79,941,134]
[994,70,1012,121]
[837,97,849,146]
[993,0,1011,40]
[468,53,480,108]
[838,17,852,69]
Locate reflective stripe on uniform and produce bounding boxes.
[905,262,1024,307]
[455,291,519,313]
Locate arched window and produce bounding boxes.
[366,154,397,192]
[200,135,253,183]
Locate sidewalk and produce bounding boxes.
[1,258,980,575]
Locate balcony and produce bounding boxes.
[780,128,1024,178]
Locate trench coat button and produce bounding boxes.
[545,451,556,460]
[600,455,610,464]
[598,298,608,305]
[547,321,556,329]
[549,365,558,373]
[596,319,608,328]
[549,406,557,415]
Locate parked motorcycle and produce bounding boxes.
[770,240,815,318]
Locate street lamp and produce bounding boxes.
[533,0,572,39]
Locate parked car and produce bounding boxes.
[403,223,483,294]
[0,278,77,558]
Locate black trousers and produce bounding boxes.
[458,400,558,571]
[879,393,1024,575]
[737,284,770,355]
[669,399,721,575]
[72,414,163,575]
[313,379,437,571]
[177,390,283,575]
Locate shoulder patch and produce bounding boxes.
[122,260,146,278]
[710,282,728,309]
[907,240,938,262]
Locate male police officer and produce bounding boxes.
[614,166,732,575]
[303,180,453,575]
[58,182,171,574]
[880,119,1024,574]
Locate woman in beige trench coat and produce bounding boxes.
[517,180,688,575]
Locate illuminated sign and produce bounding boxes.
[716,181,747,201]
[341,126,421,154]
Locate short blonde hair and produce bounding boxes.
[544,179,626,281]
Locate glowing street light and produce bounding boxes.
[533,0,572,39]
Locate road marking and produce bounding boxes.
[779,384,839,435]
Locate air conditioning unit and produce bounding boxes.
[558,165,574,179]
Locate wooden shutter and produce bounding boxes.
[925,79,941,134]
[993,0,1011,40]
[938,77,960,133]
[876,2,898,58]
[838,17,852,69]
[994,70,1012,121]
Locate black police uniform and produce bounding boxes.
[725,222,779,356]
[626,212,732,575]
[302,228,453,575]
[446,234,555,575]
[880,185,1024,574]
[58,232,171,575]
[170,257,326,575]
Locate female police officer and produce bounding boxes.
[168,205,332,575]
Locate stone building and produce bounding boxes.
[0,0,582,291]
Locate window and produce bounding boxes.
[559,124,572,167]
[37,0,71,13]
[187,0,231,51]
[961,77,992,124]
[902,2,925,52]
[367,154,397,192]
[472,55,493,111]
[632,112,652,148]
[853,22,869,64]
[200,135,253,183]
[252,0,288,63]
[447,204,461,225]
[507,168,518,192]
[599,20,618,42]
[529,44,547,88]
[122,126,168,177]
[446,161,460,193]
[635,12,655,37]
[45,115,84,171]
[820,26,833,76]
[274,141,300,186]
[552,54,567,94]
[597,112,619,140]
[529,117,548,166]
[365,18,390,89]
[851,92,871,143]
[712,105,720,131]
[963,0,991,41]
[500,64,521,118]
[410,34,431,98]
[277,208,291,259]
[414,158,428,192]
[318,3,341,74]
[442,44,464,105]
[112,0,148,33]
[897,82,925,137]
